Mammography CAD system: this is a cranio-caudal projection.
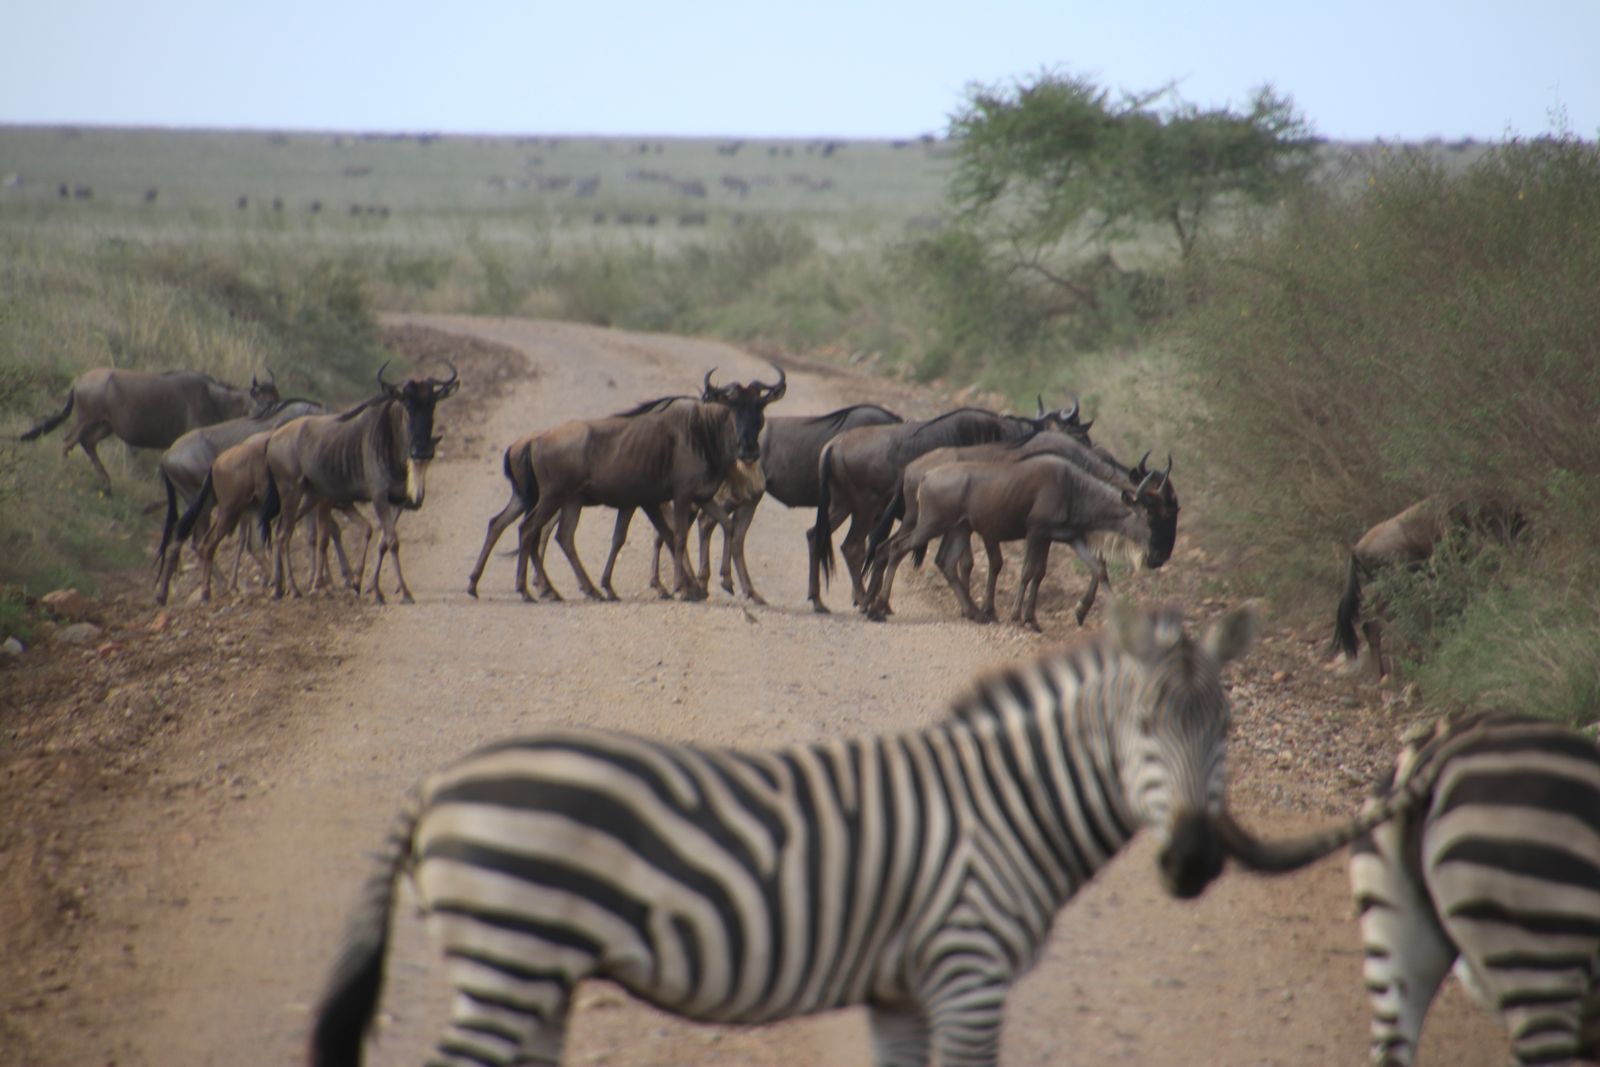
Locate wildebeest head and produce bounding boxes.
[247,368,281,417]
[378,361,460,507]
[702,365,786,461]
[1036,394,1093,444]
[1121,454,1179,569]
[1108,602,1258,899]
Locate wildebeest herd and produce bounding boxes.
[19,357,1598,1067]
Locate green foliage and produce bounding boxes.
[947,71,1316,261]
[1181,136,1600,718]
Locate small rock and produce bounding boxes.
[1271,670,1290,684]
[1,636,23,657]
[57,622,104,645]
[148,612,170,633]
[41,588,98,623]
[96,641,122,659]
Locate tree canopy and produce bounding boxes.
[947,71,1318,263]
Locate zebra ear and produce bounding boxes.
[1201,605,1259,665]
[1108,599,1158,661]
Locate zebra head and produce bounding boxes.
[1108,601,1259,899]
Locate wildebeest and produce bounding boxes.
[1334,496,1526,678]
[867,453,1179,630]
[861,429,1146,617]
[152,397,327,603]
[807,400,1086,613]
[20,367,280,490]
[260,363,459,604]
[500,369,786,603]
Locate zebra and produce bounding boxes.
[1349,712,1600,1066]
[308,601,1370,1067]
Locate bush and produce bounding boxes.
[1180,136,1600,717]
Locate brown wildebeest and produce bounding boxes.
[807,400,1086,613]
[490,369,785,603]
[260,363,459,604]
[20,367,280,490]
[153,397,326,600]
[861,429,1144,614]
[1334,497,1526,678]
[867,453,1179,630]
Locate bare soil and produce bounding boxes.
[0,315,1505,1066]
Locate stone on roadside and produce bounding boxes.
[41,588,98,623]
[57,621,104,645]
[1,635,23,658]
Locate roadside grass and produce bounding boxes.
[1177,136,1600,722]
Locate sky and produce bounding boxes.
[2,0,1597,142]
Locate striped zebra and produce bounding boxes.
[309,602,1353,1067]
[1350,712,1600,1066]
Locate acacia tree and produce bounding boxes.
[947,71,1317,279]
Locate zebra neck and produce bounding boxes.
[934,646,1141,911]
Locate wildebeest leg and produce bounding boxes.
[1013,532,1053,631]
[514,499,563,602]
[467,489,528,598]
[551,501,603,600]
[271,485,307,599]
[693,498,737,598]
[641,505,675,598]
[726,498,764,604]
[599,507,635,601]
[670,497,707,601]
[979,535,1004,624]
[198,497,253,603]
[366,500,413,605]
[868,512,944,622]
[337,505,373,592]
[1364,619,1387,680]
[806,507,849,614]
[1064,538,1110,626]
[75,425,115,493]
[841,512,874,610]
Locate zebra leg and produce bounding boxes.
[867,1001,931,1067]
[924,984,1006,1067]
[1350,826,1454,1067]
[429,966,573,1067]
[1455,942,1590,1065]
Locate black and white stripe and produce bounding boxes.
[309,603,1259,1067]
[1350,713,1600,1066]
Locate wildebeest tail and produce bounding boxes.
[308,798,419,1067]
[509,440,540,512]
[173,471,215,547]
[259,469,281,546]
[20,391,73,442]
[154,472,180,570]
[1333,553,1363,658]
[863,480,905,570]
[812,444,836,585]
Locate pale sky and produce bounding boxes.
[2,0,1596,142]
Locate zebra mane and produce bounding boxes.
[944,631,1115,727]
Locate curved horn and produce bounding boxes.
[1135,470,1157,498]
[1132,450,1152,480]
[1064,395,1080,422]
[376,360,393,389]
[267,365,277,384]
[703,367,717,397]
[1161,453,1173,486]
[1036,394,1046,418]
[765,363,787,399]
[440,360,458,387]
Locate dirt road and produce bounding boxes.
[8,315,1502,1066]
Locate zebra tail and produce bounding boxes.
[863,480,904,571]
[1216,762,1435,874]
[813,446,836,585]
[20,390,73,442]
[173,471,215,546]
[309,799,419,1067]
[259,469,281,546]
[1333,553,1363,658]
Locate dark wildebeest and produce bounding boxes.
[152,397,327,602]
[1334,496,1526,679]
[482,369,785,603]
[861,429,1148,617]
[868,453,1178,630]
[260,364,459,604]
[20,367,280,490]
[807,399,1087,613]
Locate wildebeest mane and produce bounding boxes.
[688,404,726,475]
[260,396,321,419]
[612,395,692,418]
[908,407,1026,449]
[805,403,903,432]
[335,394,391,422]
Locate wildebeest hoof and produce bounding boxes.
[679,586,708,603]
[720,579,735,595]
[746,592,768,607]
[466,584,479,599]
[866,607,888,623]
[811,601,830,614]
[539,588,563,603]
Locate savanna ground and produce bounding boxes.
[0,315,1506,1066]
